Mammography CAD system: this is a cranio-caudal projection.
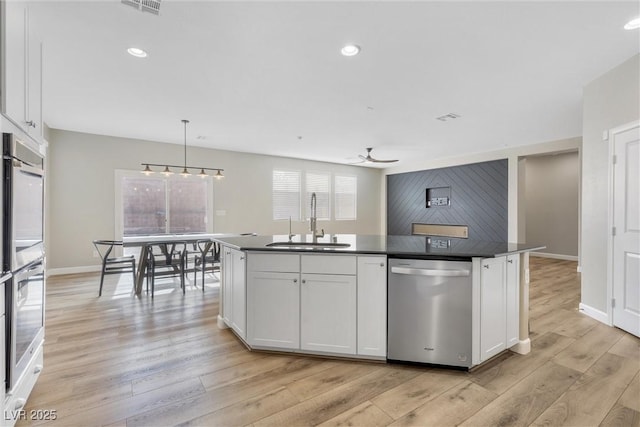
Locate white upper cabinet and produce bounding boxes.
[1,1,44,142]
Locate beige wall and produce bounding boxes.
[523,152,579,258]
[581,54,640,315]
[47,129,382,271]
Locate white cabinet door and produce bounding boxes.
[301,273,356,355]
[2,2,43,140]
[230,249,246,339]
[506,254,520,348]
[357,256,387,357]
[2,1,28,124]
[221,247,233,325]
[247,271,300,349]
[480,256,507,361]
[26,40,42,140]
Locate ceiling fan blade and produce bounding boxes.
[358,154,368,161]
[371,158,399,163]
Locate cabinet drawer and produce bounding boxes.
[4,343,43,427]
[301,254,356,275]
[247,253,299,272]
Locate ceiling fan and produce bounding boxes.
[358,147,398,163]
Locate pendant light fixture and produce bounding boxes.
[141,119,225,179]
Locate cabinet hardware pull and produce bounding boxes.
[507,259,513,264]
[26,120,36,128]
[240,256,245,260]
[302,279,306,284]
[34,365,43,374]
[380,263,385,267]
[483,264,489,269]
[293,279,297,283]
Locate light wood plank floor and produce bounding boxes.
[16,257,640,426]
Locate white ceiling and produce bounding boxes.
[30,1,639,168]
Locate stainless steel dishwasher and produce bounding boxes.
[387,258,473,368]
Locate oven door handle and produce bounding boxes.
[390,266,470,277]
[18,263,44,278]
[15,162,44,178]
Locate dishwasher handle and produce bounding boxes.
[390,266,470,277]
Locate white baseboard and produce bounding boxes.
[217,315,229,329]
[511,338,531,355]
[47,265,101,277]
[579,303,611,325]
[530,252,578,262]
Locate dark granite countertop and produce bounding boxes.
[213,234,545,259]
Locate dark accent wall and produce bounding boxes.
[387,159,508,241]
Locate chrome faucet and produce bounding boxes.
[288,216,295,242]
[310,192,324,243]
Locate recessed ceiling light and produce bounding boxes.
[624,17,640,30]
[341,44,361,57]
[127,47,148,58]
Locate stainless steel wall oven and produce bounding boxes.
[2,132,45,392]
[6,261,44,390]
[3,133,45,273]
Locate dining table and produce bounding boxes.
[123,233,251,295]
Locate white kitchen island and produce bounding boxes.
[214,234,544,369]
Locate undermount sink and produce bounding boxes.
[266,241,351,248]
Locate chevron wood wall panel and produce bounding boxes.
[386,159,508,241]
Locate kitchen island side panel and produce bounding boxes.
[386,159,508,241]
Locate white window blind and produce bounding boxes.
[273,170,301,220]
[335,175,357,220]
[305,172,330,220]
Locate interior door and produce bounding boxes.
[612,122,640,337]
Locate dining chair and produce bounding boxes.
[193,239,221,291]
[93,240,136,296]
[145,241,188,298]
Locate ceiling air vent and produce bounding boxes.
[436,113,461,122]
[122,0,161,15]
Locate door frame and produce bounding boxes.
[606,120,640,327]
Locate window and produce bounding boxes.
[305,172,330,220]
[272,169,357,221]
[119,173,212,236]
[273,170,301,220]
[335,175,357,220]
